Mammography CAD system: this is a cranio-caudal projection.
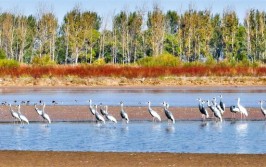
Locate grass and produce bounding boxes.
[0,64,265,78]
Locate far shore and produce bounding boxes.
[0,76,266,87]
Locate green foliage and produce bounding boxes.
[137,53,181,67]
[32,55,56,66]
[93,58,106,65]
[0,49,6,59]
[0,59,19,68]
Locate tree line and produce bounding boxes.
[0,5,266,65]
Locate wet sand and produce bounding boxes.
[0,101,265,166]
[0,105,264,122]
[0,151,265,167]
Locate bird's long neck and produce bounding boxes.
[237,99,240,106]
[17,106,21,114]
[148,103,151,110]
[207,101,211,107]
[42,104,46,114]
[105,106,109,115]
[260,102,264,110]
[199,100,203,108]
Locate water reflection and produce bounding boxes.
[151,123,161,132]
[235,122,248,137]
[0,121,266,153]
[165,125,175,133]
[235,121,249,153]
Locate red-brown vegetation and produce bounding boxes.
[0,65,266,78]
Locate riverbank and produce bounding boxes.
[0,105,264,122]
[1,76,266,87]
[0,151,265,167]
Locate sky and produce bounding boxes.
[1,0,266,28]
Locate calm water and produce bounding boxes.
[0,121,266,153]
[0,87,266,107]
[1,87,266,153]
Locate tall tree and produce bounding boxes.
[221,9,239,61]
[147,4,165,56]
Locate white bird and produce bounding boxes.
[17,105,29,125]
[147,101,161,122]
[162,102,175,124]
[9,103,21,124]
[207,100,222,122]
[120,101,129,123]
[213,97,225,116]
[88,99,96,116]
[104,105,117,123]
[34,103,43,116]
[41,103,51,124]
[219,95,226,111]
[259,100,266,119]
[237,97,248,119]
[99,103,108,116]
[94,105,105,124]
[196,98,209,120]
[229,105,240,119]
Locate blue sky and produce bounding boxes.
[1,0,266,27]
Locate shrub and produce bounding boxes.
[32,55,56,66]
[0,49,6,59]
[137,53,181,67]
[93,58,106,66]
[0,59,19,68]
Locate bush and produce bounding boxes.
[0,49,6,59]
[32,55,56,66]
[93,58,106,66]
[0,59,19,68]
[137,53,181,67]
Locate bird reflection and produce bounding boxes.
[151,124,161,132]
[235,122,248,137]
[165,125,175,133]
[39,124,51,136]
[200,121,209,128]
[121,125,129,133]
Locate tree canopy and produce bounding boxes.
[0,5,265,65]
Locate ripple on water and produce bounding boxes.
[0,121,266,153]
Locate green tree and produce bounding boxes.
[147,4,165,57]
[221,9,239,62]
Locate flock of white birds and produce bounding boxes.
[197,95,266,122]
[5,95,266,126]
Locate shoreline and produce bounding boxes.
[0,76,266,87]
[0,151,265,167]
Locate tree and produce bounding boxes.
[221,9,239,62]
[164,11,180,56]
[1,13,15,59]
[63,7,84,64]
[210,14,223,61]
[36,12,57,61]
[147,4,165,56]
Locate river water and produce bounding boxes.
[0,121,266,153]
[0,87,266,153]
[0,86,266,107]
